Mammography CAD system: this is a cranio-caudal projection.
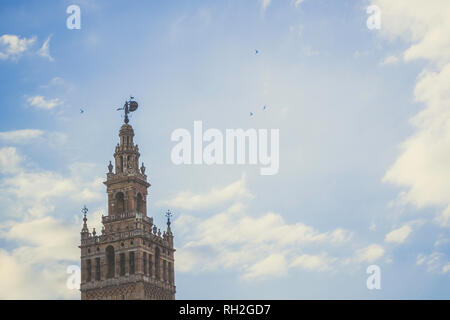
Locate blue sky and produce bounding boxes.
[0,0,449,299]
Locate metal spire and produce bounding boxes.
[165,210,173,229]
[81,205,89,233]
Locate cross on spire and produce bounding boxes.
[82,205,88,223]
[81,205,89,234]
[165,210,173,227]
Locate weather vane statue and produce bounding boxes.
[117,96,139,124]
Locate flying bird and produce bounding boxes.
[250,112,254,117]
[263,105,267,110]
[80,108,84,114]
[255,49,259,55]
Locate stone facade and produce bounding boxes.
[79,123,176,300]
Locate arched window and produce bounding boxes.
[163,260,167,281]
[143,253,147,275]
[106,246,115,279]
[116,192,125,214]
[136,193,143,213]
[155,247,160,280]
[119,253,125,276]
[95,258,101,281]
[129,251,135,275]
[168,262,173,284]
[86,259,92,282]
[149,254,153,277]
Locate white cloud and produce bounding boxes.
[159,173,253,210]
[0,129,67,150]
[294,0,306,8]
[0,249,60,299]
[261,0,271,11]
[0,169,103,214]
[330,228,353,243]
[0,129,44,144]
[40,77,65,88]
[0,130,67,148]
[244,254,288,279]
[443,263,450,273]
[290,254,334,272]
[434,206,450,227]
[374,0,450,227]
[177,208,349,250]
[416,252,450,274]
[0,146,104,299]
[2,216,79,263]
[380,55,399,65]
[0,34,36,60]
[0,147,23,174]
[373,0,450,65]
[0,247,78,299]
[27,95,63,110]
[174,250,199,273]
[37,35,54,61]
[385,225,412,244]
[176,204,351,278]
[0,147,103,218]
[434,237,450,247]
[355,244,384,263]
[171,175,354,279]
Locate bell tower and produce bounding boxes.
[79,99,176,300]
[109,123,149,217]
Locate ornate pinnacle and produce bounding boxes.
[165,210,173,226]
[165,210,174,234]
[81,205,89,233]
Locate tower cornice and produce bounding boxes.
[103,175,151,188]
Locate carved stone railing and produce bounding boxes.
[105,171,148,182]
[102,212,153,225]
[80,225,169,246]
[80,273,176,292]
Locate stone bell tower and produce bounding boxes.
[79,99,176,300]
